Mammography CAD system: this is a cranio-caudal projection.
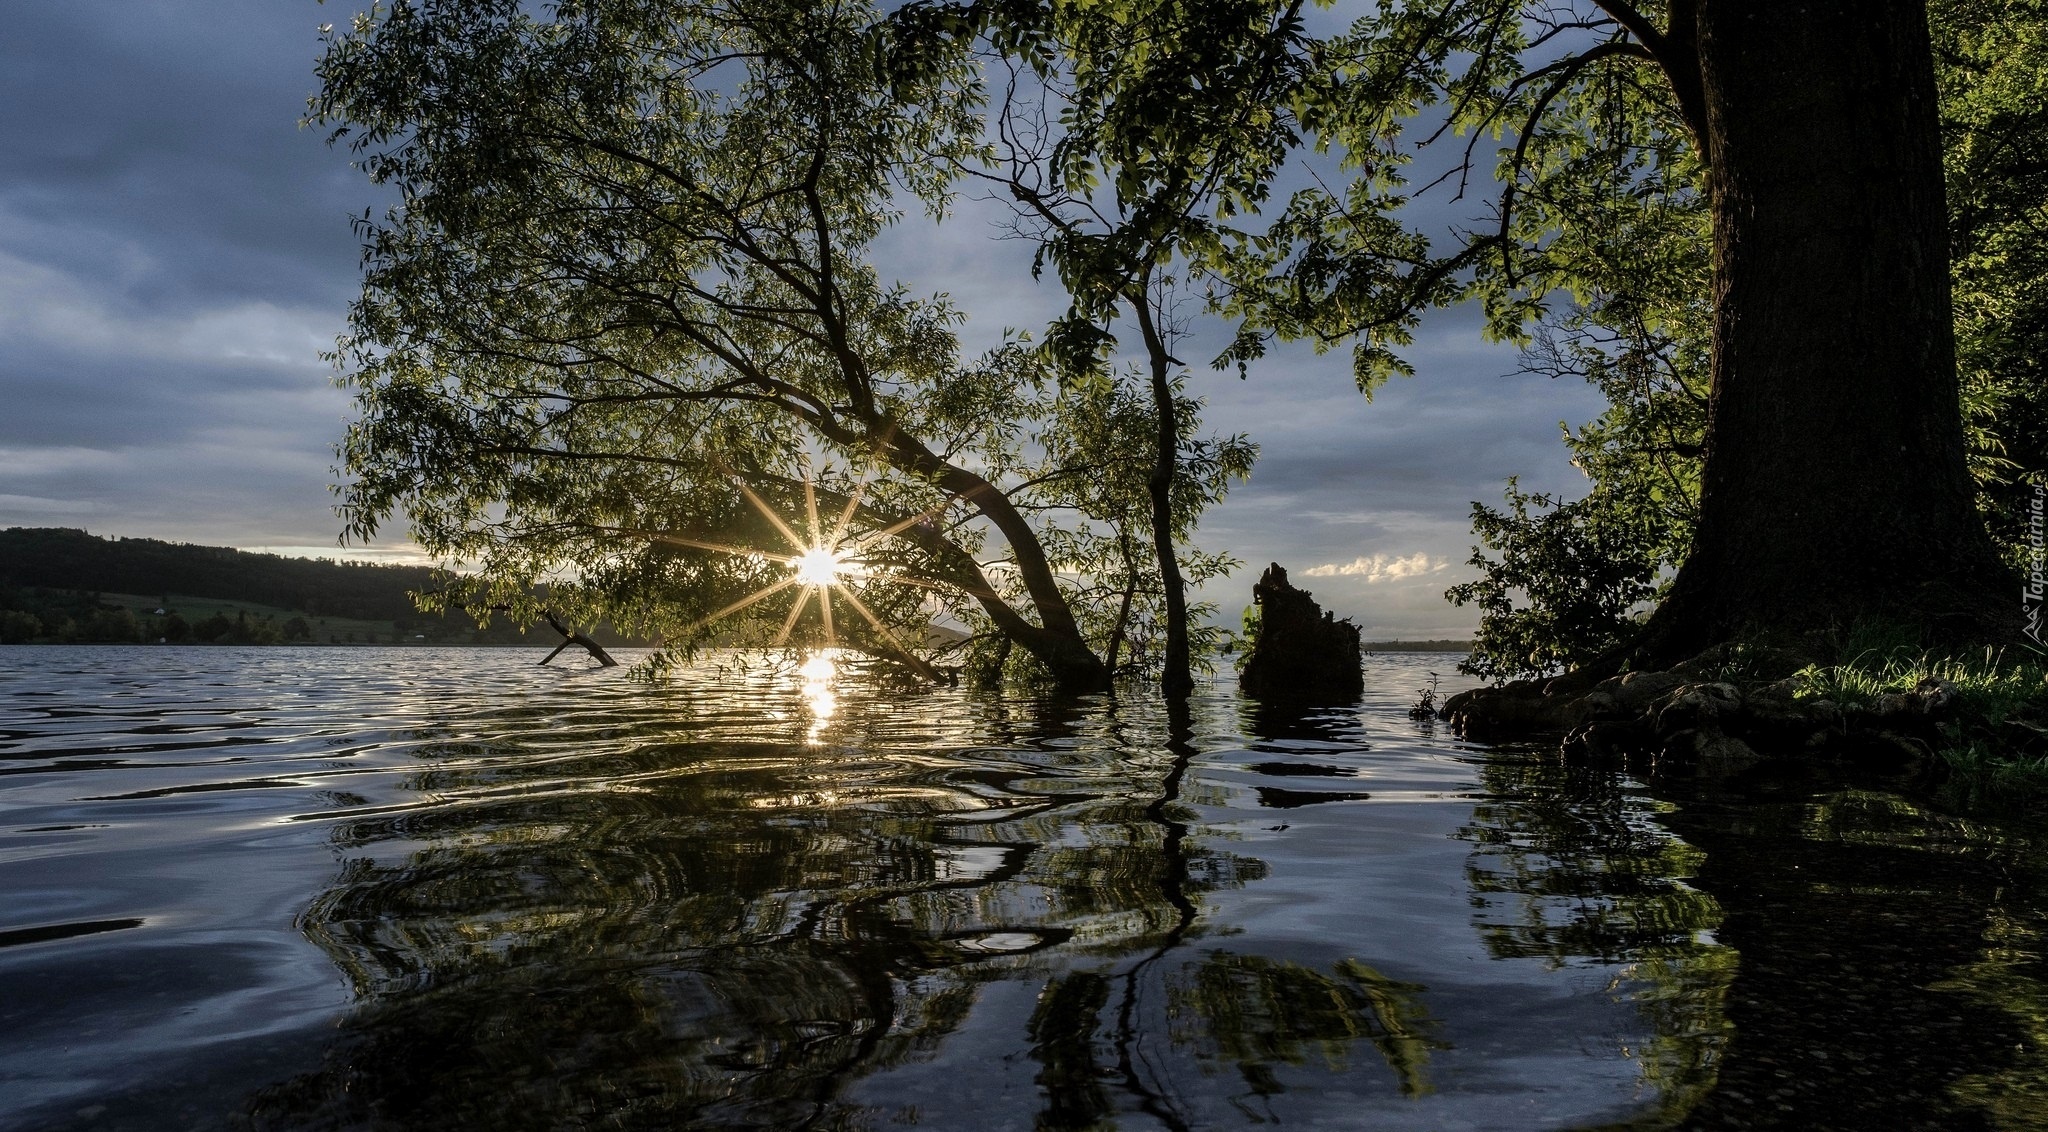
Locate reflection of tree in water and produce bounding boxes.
[235,686,1291,1127]
[249,684,1484,1129]
[1457,748,1734,1123]
[1945,892,2048,1128]
[1457,743,2048,1131]
[1654,783,2048,1131]
[1023,953,1446,1132]
[1023,700,1451,1132]
[1027,971,1119,1131]
[1170,955,1442,1108]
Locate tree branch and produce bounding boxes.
[1587,0,1708,157]
[1496,38,1656,285]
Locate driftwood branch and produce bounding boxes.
[539,609,618,667]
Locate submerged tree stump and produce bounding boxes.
[1238,563,1363,702]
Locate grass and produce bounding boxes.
[1790,628,2048,802]
[1939,740,2048,808]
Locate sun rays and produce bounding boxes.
[660,467,947,678]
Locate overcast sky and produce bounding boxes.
[0,1,1609,638]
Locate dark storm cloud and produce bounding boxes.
[0,1,368,549]
[0,351,337,451]
[0,2,1608,629]
[0,2,361,313]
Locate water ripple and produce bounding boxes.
[4,645,2038,1130]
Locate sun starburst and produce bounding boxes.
[792,546,846,587]
[656,466,946,680]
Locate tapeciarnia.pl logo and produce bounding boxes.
[2027,479,2046,647]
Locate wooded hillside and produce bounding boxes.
[0,528,435,622]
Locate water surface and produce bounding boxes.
[1,647,2042,1129]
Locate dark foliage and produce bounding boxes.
[1447,478,1667,682]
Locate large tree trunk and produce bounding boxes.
[1642,0,2014,659]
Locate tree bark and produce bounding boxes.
[871,426,1113,692]
[1641,0,2014,658]
[1135,300,1195,700]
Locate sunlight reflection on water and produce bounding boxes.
[0,646,2041,1130]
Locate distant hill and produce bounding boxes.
[0,527,439,622]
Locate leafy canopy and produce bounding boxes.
[1446,0,2048,679]
[314,0,1246,680]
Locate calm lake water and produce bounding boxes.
[1,646,2044,1130]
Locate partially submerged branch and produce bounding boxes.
[539,609,618,667]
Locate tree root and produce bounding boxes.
[1439,641,1958,784]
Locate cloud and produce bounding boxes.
[1304,552,1448,583]
[0,0,1608,601]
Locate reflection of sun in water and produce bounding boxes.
[800,652,838,743]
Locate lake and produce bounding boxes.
[1,646,2043,1130]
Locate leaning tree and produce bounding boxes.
[314,0,1250,689]
[889,0,1314,697]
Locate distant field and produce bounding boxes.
[98,592,536,645]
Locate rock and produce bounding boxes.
[1563,717,1654,761]
[1443,679,1578,740]
[1695,731,1765,777]
[1871,692,1914,720]
[1609,670,1685,712]
[1573,690,1624,721]
[1655,725,1765,777]
[1573,670,1687,728]
[1860,730,1935,776]
[1660,727,1708,759]
[1436,641,1969,787]
[1655,682,1743,736]
[1542,668,1602,697]
[1855,677,1958,746]
[1799,698,1846,748]
[1908,676,1957,717]
[1752,674,1808,703]
[1237,563,1363,703]
[1441,677,1541,719]
[1738,686,1833,746]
